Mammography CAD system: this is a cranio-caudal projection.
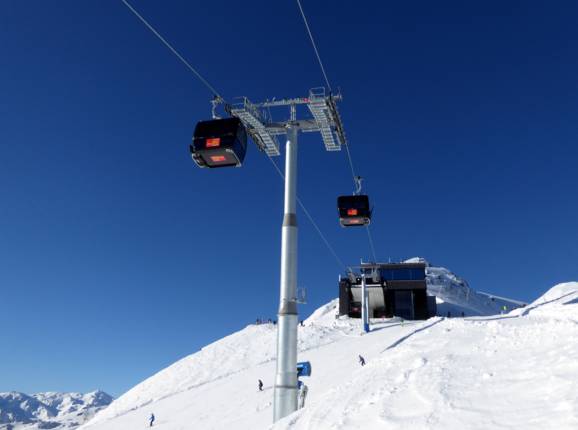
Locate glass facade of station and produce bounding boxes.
[341,263,434,320]
[362,267,426,281]
[380,267,426,281]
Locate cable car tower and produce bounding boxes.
[193,87,346,420]
[119,0,366,423]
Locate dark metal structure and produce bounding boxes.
[337,195,371,227]
[192,88,347,422]
[190,117,247,168]
[339,262,436,320]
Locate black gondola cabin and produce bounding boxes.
[338,195,371,227]
[190,117,247,168]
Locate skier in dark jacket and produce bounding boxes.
[358,355,366,366]
[149,413,155,427]
[258,379,264,391]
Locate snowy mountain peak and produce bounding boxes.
[0,392,57,425]
[424,260,524,316]
[0,390,113,430]
[32,391,113,418]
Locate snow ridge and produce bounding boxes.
[415,258,525,316]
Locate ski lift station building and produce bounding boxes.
[339,261,436,320]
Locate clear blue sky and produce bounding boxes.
[1,0,576,397]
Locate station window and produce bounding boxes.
[380,268,426,281]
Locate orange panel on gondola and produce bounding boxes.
[206,138,221,148]
[337,195,371,227]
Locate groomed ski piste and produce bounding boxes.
[79,261,578,430]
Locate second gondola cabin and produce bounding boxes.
[190,117,247,168]
[338,195,371,227]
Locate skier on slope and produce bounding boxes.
[258,379,264,391]
[358,355,366,366]
[149,413,155,427]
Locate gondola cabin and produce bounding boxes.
[338,195,371,227]
[190,117,247,168]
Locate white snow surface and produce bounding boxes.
[79,263,578,430]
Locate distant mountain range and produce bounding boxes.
[0,390,112,430]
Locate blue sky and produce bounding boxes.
[1,0,576,397]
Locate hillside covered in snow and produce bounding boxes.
[416,257,526,316]
[78,262,577,430]
[0,391,112,430]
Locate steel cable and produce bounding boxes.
[295,0,378,263]
[296,0,332,92]
[266,156,348,271]
[121,0,225,101]
[121,0,364,267]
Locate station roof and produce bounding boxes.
[358,262,427,270]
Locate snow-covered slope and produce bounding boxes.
[0,391,112,430]
[80,301,353,430]
[79,264,578,430]
[418,258,525,316]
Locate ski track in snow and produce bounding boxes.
[78,277,578,430]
